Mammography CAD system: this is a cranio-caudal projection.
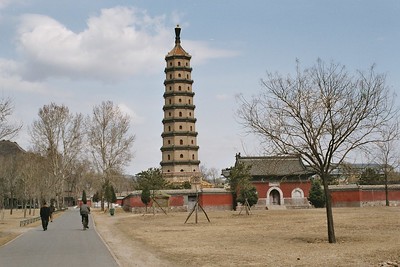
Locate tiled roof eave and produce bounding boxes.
[166,44,191,57]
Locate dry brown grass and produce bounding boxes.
[2,207,399,266]
[0,209,42,246]
[93,206,400,267]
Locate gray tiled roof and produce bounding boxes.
[237,155,309,176]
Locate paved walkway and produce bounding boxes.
[0,208,119,267]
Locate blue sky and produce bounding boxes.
[1,0,399,175]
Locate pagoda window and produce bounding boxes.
[180,140,183,145]
[180,154,183,158]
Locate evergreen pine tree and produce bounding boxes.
[82,190,87,204]
[308,179,325,208]
[141,187,151,212]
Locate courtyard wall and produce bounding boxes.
[330,184,400,207]
[122,189,232,213]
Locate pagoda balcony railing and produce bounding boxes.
[160,145,199,152]
[161,131,198,137]
[162,117,197,123]
[164,66,192,73]
[163,91,195,97]
[160,160,201,166]
[164,79,194,85]
[163,104,195,111]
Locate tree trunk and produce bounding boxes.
[232,192,237,211]
[10,192,14,215]
[385,173,389,206]
[322,175,336,243]
[23,200,27,218]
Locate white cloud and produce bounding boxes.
[16,7,168,81]
[13,6,238,82]
[118,102,144,125]
[186,40,240,65]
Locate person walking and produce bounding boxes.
[40,202,51,231]
[79,200,90,229]
[49,203,55,222]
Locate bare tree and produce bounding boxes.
[112,174,135,195]
[237,60,396,243]
[87,101,135,209]
[0,157,5,218]
[373,119,400,206]
[20,152,48,215]
[0,155,20,214]
[200,165,220,184]
[0,98,22,140]
[29,103,84,207]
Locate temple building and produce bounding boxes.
[160,26,201,184]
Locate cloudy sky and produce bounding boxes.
[1,0,399,175]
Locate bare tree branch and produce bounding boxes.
[236,60,397,243]
[0,98,22,140]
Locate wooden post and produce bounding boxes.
[184,176,210,224]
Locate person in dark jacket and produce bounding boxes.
[80,200,90,229]
[40,202,51,231]
[49,203,55,222]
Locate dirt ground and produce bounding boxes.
[0,209,42,246]
[92,206,400,267]
[2,207,400,266]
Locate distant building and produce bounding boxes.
[160,26,201,184]
[330,163,393,184]
[224,153,315,208]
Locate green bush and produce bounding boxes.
[308,179,325,208]
[141,187,151,208]
[237,186,258,207]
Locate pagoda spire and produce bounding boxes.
[175,25,181,44]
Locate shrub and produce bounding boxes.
[237,186,258,207]
[308,179,325,208]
